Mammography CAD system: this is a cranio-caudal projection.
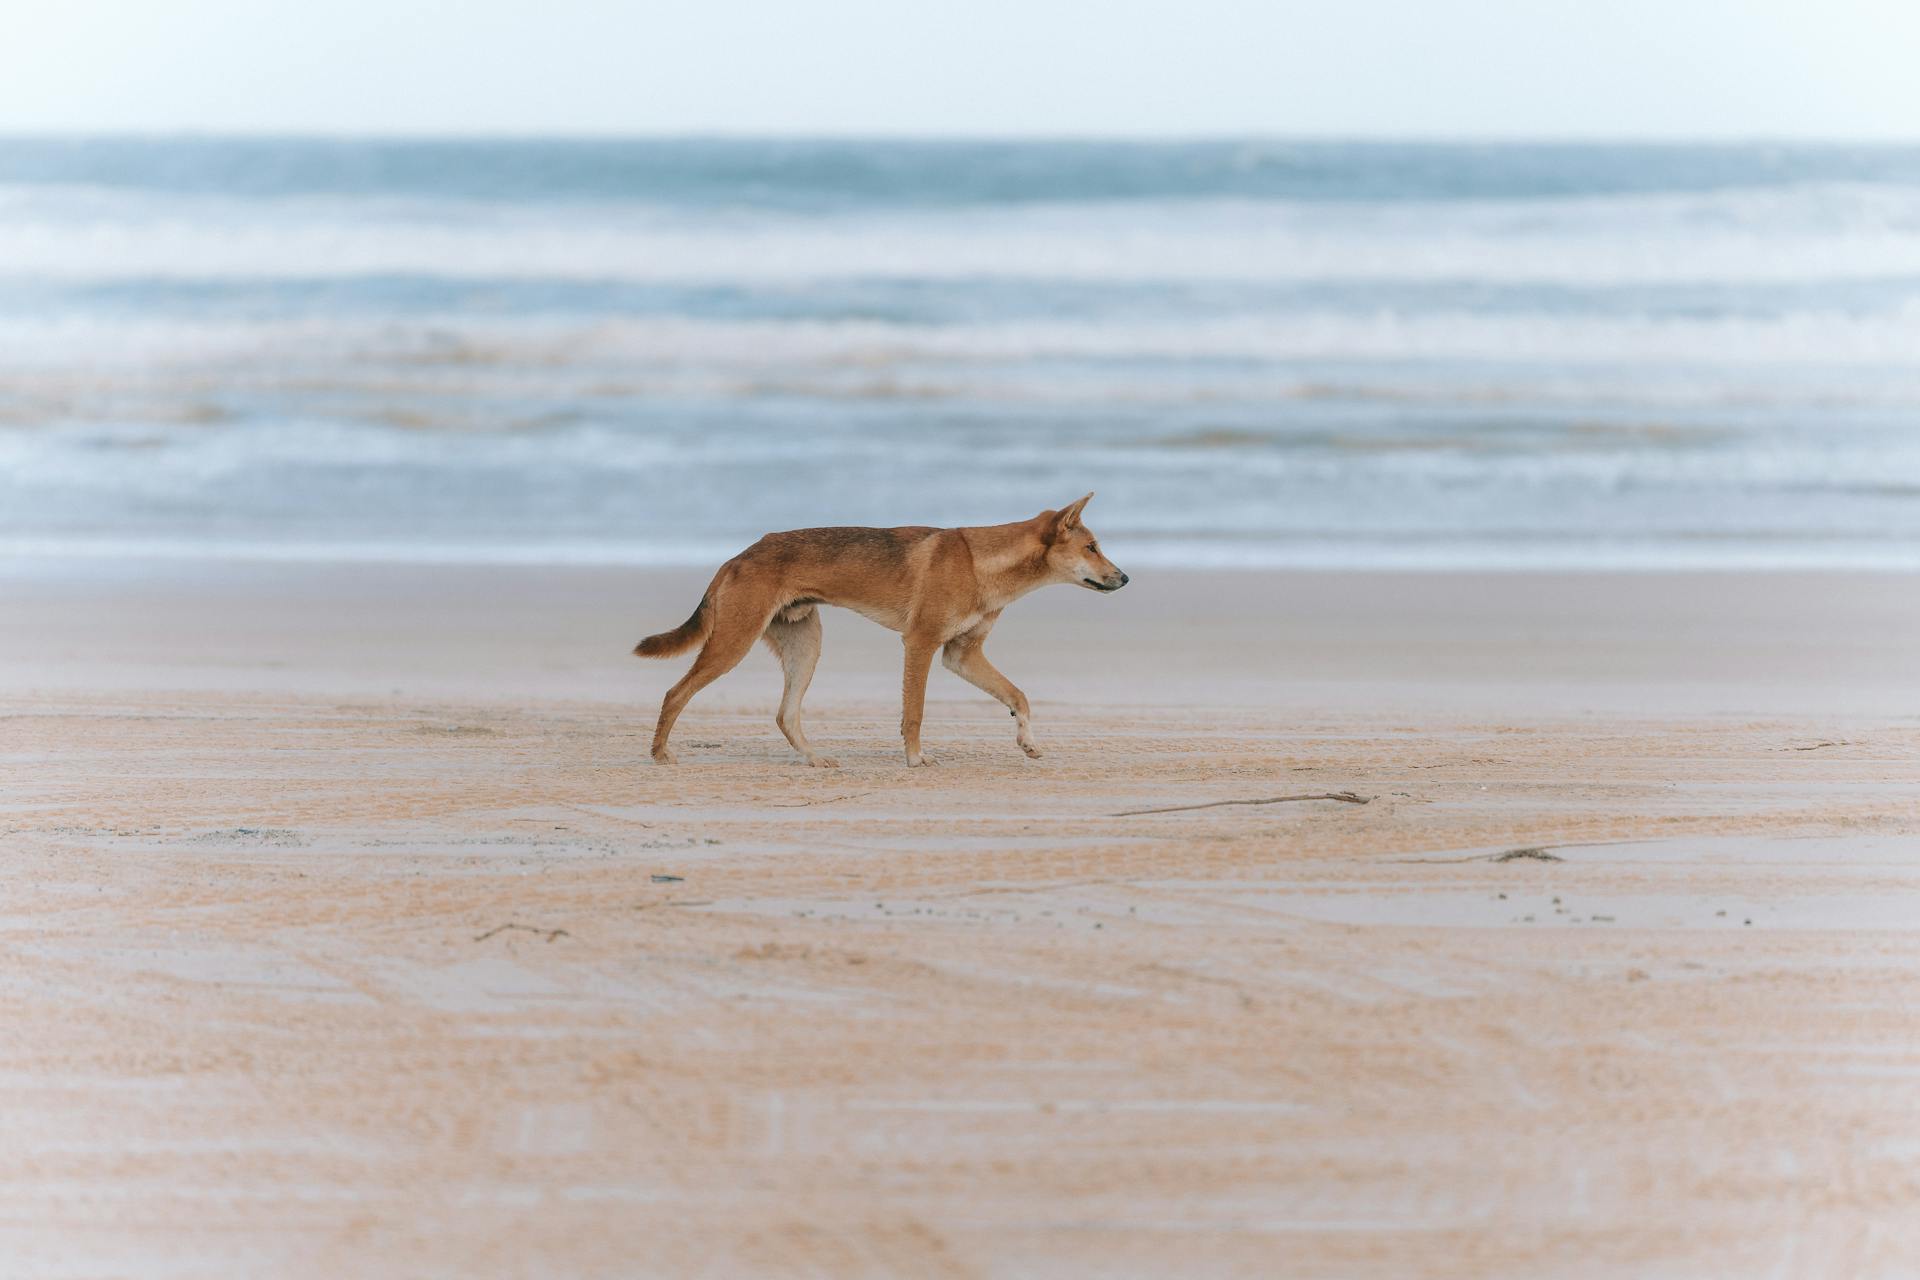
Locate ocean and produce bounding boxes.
[3,137,1918,569]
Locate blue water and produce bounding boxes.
[3,137,1919,568]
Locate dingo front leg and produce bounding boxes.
[941,631,1039,759]
[901,635,940,766]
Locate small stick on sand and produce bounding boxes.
[473,923,571,943]
[1392,838,1651,864]
[771,792,873,808]
[1494,847,1562,862]
[1111,791,1371,817]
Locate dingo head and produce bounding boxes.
[1043,493,1128,592]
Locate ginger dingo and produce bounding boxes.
[633,493,1128,767]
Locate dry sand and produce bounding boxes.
[4,561,1919,1278]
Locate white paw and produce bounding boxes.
[652,749,679,766]
[1020,741,1043,759]
[806,755,840,769]
[906,753,938,767]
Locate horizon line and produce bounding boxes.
[2,128,1919,148]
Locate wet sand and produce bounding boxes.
[4,562,1919,1278]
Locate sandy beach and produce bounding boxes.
[5,561,1919,1278]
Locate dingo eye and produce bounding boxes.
[1087,541,1100,554]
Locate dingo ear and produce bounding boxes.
[1053,492,1094,533]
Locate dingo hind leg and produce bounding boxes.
[651,587,773,764]
[764,604,835,767]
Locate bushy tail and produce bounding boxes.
[633,595,711,659]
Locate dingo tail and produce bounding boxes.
[633,595,711,658]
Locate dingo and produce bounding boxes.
[633,493,1127,767]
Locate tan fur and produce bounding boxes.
[632,493,1127,766]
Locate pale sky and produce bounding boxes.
[5,0,1920,139]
